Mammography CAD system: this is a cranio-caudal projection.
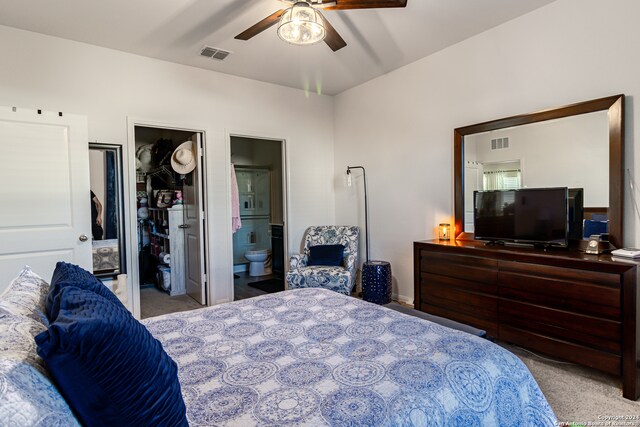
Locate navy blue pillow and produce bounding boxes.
[307,244,345,266]
[47,261,124,321]
[583,220,608,239]
[35,287,187,427]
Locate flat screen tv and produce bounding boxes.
[474,187,569,247]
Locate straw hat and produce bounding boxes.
[171,141,196,174]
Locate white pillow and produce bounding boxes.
[0,312,46,368]
[0,266,81,426]
[0,266,49,325]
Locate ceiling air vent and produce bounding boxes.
[200,46,231,61]
[490,137,509,150]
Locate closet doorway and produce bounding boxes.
[230,135,287,301]
[132,125,208,319]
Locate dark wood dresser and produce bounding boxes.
[414,239,640,400]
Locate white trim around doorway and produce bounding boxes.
[225,129,291,302]
[126,117,211,319]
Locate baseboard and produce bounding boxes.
[392,293,414,308]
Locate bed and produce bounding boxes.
[1,265,557,426]
[143,288,557,426]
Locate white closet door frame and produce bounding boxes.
[126,118,210,319]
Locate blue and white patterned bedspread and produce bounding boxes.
[142,288,557,426]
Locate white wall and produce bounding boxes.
[334,0,640,304]
[466,111,609,208]
[0,25,335,310]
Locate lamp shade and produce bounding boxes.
[277,2,326,46]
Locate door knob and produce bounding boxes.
[79,234,89,242]
[178,224,190,229]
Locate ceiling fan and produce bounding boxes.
[234,0,408,52]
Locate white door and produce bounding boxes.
[183,133,206,305]
[0,107,92,292]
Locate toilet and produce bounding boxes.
[245,249,272,276]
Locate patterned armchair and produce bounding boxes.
[286,226,360,295]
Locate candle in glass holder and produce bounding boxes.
[439,223,451,240]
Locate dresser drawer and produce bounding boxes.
[499,300,621,354]
[420,270,497,294]
[420,273,498,335]
[499,260,620,287]
[421,274,498,312]
[420,250,497,284]
[498,261,621,320]
[500,325,621,375]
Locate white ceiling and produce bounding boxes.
[0,0,556,95]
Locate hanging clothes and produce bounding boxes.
[231,163,242,233]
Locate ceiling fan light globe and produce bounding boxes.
[277,2,326,46]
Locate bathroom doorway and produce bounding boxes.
[230,136,286,301]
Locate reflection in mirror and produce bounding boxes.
[89,143,126,277]
[454,94,624,248]
[482,161,522,191]
[463,111,609,234]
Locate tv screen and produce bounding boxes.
[474,187,569,247]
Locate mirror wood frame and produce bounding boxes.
[454,94,625,248]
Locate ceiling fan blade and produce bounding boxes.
[235,9,286,40]
[322,0,407,10]
[320,15,347,51]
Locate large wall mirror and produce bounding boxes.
[454,94,625,248]
[89,143,126,277]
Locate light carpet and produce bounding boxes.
[502,343,640,424]
[140,286,203,319]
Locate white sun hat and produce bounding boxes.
[170,141,196,174]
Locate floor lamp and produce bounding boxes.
[346,166,391,304]
[346,166,369,263]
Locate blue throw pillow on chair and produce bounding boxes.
[307,244,345,267]
[35,287,188,427]
[46,261,124,321]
